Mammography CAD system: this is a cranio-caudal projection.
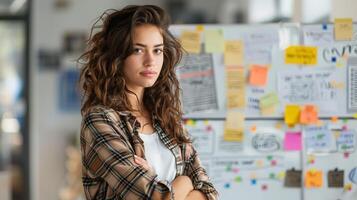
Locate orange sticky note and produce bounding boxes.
[250,125,257,132]
[224,40,243,66]
[305,170,323,188]
[331,116,339,123]
[284,105,300,126]
[334,18,353,41]
[300,105,318,124]
[249,65,268,86]
[180,31,201,54]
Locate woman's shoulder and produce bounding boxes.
[82,105,123,124]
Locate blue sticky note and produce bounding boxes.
[251,179,257,185]
[332,57,336,62]
[322,24,327,30]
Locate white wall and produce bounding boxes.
[331,0,357,21]
[30,1,165,200]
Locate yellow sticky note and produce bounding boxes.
[300,105,318,125]
[187,119,195,126]
[305,170,323,188]
[285,46,317,65]
[224,40,243,66]
[249,65,269,86]
[226,67,245,108]
[261,105,276,116]
[205,29,224,53]
[353,113,357,119]
[224,111,244,142]
[284,105,300,126]
[196,25,205,32]
[180,31,201,54]
[278,171,286,180]
[334,18,353,41]
[227,92,246,109]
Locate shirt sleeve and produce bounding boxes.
[81,110,172,199]
[182,143,219,200]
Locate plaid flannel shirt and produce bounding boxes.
[80,105,218,200]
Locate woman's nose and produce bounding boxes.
[144,52,155,67]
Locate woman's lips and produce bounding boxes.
[140,70,157,78]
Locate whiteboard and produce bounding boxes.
[185,119,302,200]
[173,23,357,200]
[170,24,357,119]
[184,118,357,200]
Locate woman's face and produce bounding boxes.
[123,24,164,92]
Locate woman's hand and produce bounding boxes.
[134,155,154,172]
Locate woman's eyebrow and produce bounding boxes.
[133,43,164,47]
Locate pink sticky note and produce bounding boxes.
[284,131,302,151]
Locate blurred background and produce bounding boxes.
[0,0,356,199]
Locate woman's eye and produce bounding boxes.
[133,48,143,54]
[154,49,163,54]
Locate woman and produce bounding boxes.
[79,5,218,200]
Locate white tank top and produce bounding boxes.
[139,132,177,183]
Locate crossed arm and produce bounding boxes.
[134,156,207,200]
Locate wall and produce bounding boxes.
[331,0,357,21]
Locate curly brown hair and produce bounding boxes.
[79,5,190,144]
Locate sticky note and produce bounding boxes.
[344,183,352,191]
[180,30,201,54]
[300,105,318,124]
[305,169,323,188]
[328,169,344,188]
[284,169,302,187]
[260,93,279,116]
[250,125,257,132]
[334,18,353,41]
[224,111,244,142]
[285,46,317,65]
[261,105,276,116]
[260,92,279,109]
[249,65,269,86]
[196,25,204,32]
[284,131,302,151]
[353,113,357,119]
[234,176,242,182]
[224,40,243,66]
[226,67,245,108]
[186,119,195,126]
[331,116,339,123]
[261,184,268,190]
[284,105,300,126]
[205,29,224,53]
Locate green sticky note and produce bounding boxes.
[260,92,279,108]
[235,176,242,182]
[269,173,275,179]
[205,29,224,53]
